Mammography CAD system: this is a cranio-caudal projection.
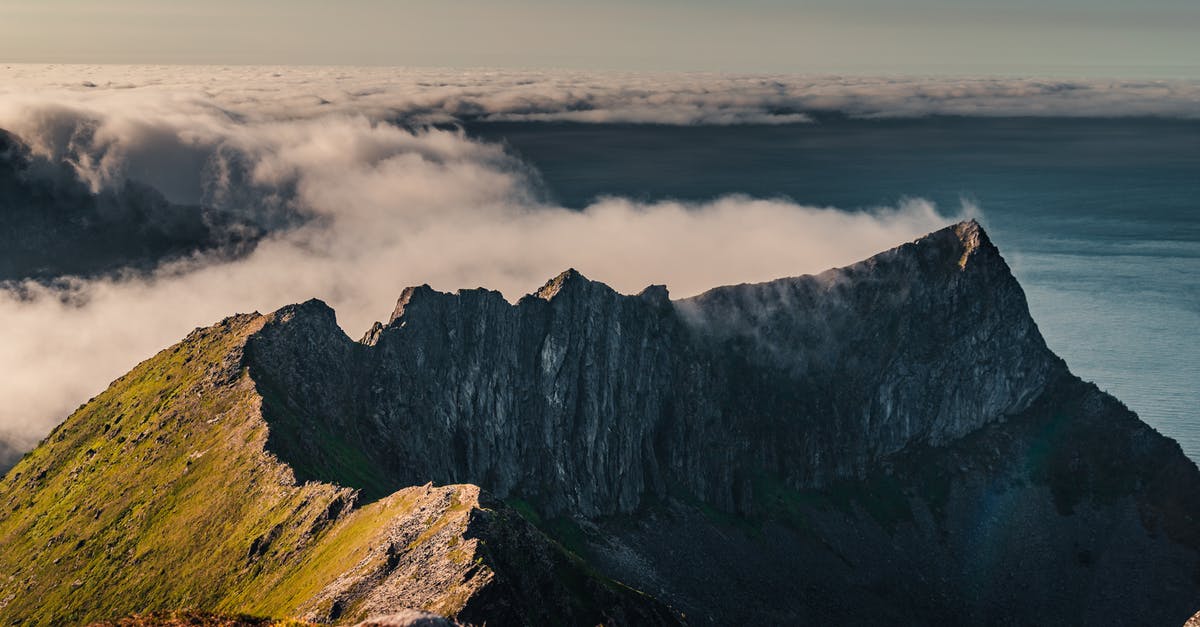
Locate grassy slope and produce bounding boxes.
[0,313,678,626]
[0,315,471,625]
[88,610,313,626]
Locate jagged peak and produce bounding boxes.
[919,219,996,268]
[849,218,1001,276]
[683,220,1007,308]
[536,268,594,300]
[950,219,993,269]
[638,284,671,307]
[954,218,983,239]
[389,284,437,323]
[360,320,386,346]
[271,298,336,323]
[387,285,508,326]
[274,221,1005,352]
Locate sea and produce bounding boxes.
[468,117,1200,462]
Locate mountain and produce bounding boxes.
[2,221,1198,625]
[0,128,264,283]
[0,314,675,626]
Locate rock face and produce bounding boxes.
[242,220,1200,624]
[247,221,1059,517]
[580,367,1200,625]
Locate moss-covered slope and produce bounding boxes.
[0,314,677,626]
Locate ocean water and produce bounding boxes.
[468,117,1200,462]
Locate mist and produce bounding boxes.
[0,67,991,457]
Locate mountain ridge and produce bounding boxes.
[0,312,677,625]
[244,219,1060,518]
[2,220,1198,625]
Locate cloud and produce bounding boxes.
[1,65,1199,128]
[0,67,987,455]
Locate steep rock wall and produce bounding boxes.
[247,220,1061,517]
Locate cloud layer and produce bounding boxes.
[0,66,1004,455]
[3,65,1200,127]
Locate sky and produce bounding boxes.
[1,0,1199,76]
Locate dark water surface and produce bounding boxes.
[469,118,1200,461]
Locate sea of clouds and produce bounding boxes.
[1,64,1196,459]
[5,64,1200,126]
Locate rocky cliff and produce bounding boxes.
[239,219,1200,624]
[246,221,1060,517]
[2,220,1198,625]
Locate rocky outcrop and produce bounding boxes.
[247,220,1061,517]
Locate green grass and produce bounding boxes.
[504,497,592,558]
[88,609,313,626]
[744,472,914,534]
[504,497,543,526]
[0,311,677,626]
[0,316,423,625]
